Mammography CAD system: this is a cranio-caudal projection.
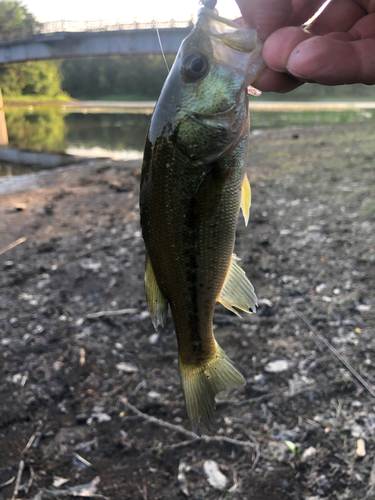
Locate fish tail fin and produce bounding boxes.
[179,343,245,436]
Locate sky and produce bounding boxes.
[22,0,241,24]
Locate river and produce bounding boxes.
[1,101,375,178]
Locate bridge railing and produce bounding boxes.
[0,18,193,44]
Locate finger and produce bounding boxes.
[308,0,366,35]
[349,13,375,39]
[251,66,303,92]
[236,0,293,40]
[262,26,312,72]
[286,36,375,84]
[288,0,327,26]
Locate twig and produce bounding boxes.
[22,422,44,454]
[86,308,137,319]
[0,476,15,489]
[72,452,92,468]
[247,433,261,470]
[217,391,283,407]
[163,439,200,450]
[0,236,26,256]
[25,465,34,494]
[293,307,375,398]
[22,432,37,454]
[51,235,131,271]
[11,459,24,500]
[121,398,255,449]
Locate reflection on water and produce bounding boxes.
[3,106,375,165]
[64,113,150,159]
[6,111,67,152]
[4,110,151,160]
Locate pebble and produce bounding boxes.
[147,391,163,404]
[264,360,291,373]
[356,304,371,312]
[301,446,317,462]
[203,460,228,491]
[116,362,138,373]
[149,333,159,345]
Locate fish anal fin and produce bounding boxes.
[145,254,168,330]
[218,253,257,315]
[179,343,245,436]
[240,172,251,226]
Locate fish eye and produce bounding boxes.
[181,52,209,82]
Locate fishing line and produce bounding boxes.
[156,26,170,73]
[293,306,375,399]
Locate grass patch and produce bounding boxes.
[3,93,73,103]
[89,94,156,102]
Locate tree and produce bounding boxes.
[0,0,34,31]
[0,1,64,97]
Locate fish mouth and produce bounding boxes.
[190,99,244,123]
[182,98,249,163]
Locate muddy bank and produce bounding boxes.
[0,123,374,500]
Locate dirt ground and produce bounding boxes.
[0,122,374,500]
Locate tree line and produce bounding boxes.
[0,1,373,101]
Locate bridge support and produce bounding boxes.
[0,89,8,146]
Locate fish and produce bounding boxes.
[140,6,264,436]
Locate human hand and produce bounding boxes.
[236,0,375,92]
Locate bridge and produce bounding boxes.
[0,19,193,65]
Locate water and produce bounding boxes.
[1,105,375,178]
[4,110,151,160]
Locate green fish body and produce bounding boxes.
[140,8,264,435]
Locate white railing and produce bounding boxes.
[0,18,193,43]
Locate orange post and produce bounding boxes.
[0,89,8,146]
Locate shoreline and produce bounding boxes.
[3,99,375,114]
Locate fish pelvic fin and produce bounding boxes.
[240,172,251,226]
[145,253,168,330]
[218,254,257,316]
[179,344,245,436]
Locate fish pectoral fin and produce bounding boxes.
[179,343,245,436]
[218,253,257,316]
[240,172,251,226]
[145,254,168,330]
[190,162,228,223]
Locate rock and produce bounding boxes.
[147,391,163,404]
[355,438,366,458]
[116,362,138,373]
[52,476,69,488]
[203,460,228,491]
[264,360,291,373]
[80,259,102,271]
[178,461,189,496]
[149,333,159,345]
[356,304,371,312]
[301,446,317,462]
[14,203,27,211]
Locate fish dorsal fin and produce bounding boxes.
[145,254,168,330]
[218,254,257,316]
[240,172,251,226]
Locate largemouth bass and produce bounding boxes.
[140,7,264,435]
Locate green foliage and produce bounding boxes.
[0,61,64,96]
[285,440,301,455]
[61,54,174,99]
[5,110,67,151]
[257,82,375,102]
[0,1,64,97]
[0,0,34,31]
[3,92,71,101]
